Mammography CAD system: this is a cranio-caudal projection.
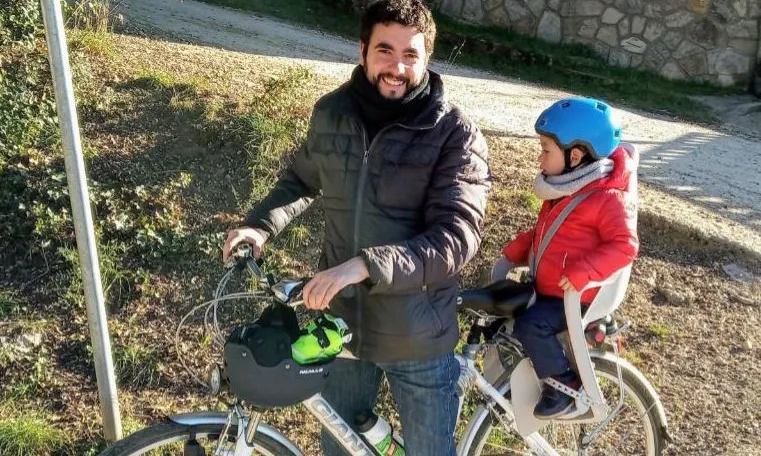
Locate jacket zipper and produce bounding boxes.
[353,126,371,358]
[352,122,434,255]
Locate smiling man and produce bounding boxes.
[222,1,490,454]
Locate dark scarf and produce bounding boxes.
[348,65,431,142]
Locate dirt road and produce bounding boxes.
[116,0,761,258]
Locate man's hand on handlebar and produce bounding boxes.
[222,227,269,263]
[303,257,370,310]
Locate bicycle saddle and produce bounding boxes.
[458,279,534,318]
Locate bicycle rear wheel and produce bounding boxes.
[99,420,298,456]
[464,356,668,456]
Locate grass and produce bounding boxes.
[0,414,65,456]
[197,0,740,122]
[647,322,672,338]
[231,67,314,205]
[518,190,542,214]
[59,241,130,309]
[0,291,25,318]
[3,354,50,402]
[113,342,163,388]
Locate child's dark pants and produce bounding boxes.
[513,294,572,379]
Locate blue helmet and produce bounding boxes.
[535,98,623,159]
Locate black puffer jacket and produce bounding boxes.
[245,71,490,362]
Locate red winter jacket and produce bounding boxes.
[502,146,639,304]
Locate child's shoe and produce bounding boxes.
[534,371,581,419]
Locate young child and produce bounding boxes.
[492,97,639,419]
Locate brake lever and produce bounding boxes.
[246,256,264,278]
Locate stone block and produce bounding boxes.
[484,0,503,10]
[733,0,747,17]
[579,18,600,38]
[527,0,546,17]
[643,3,662,18]
[440,0,464,17]
[538,11,563,43]
[597,25,619,46]
[688,17,720,47]
[486,5,512,26]
[678,51,709,75]
[673,39,704,59]
[663,30,683,50]
[707,48,752,74]
[609,48,632,66]
[505,0,535,32]
[461,0,485,21]
[643,41,670,69]
[644,21,665,41]
[726,19,759,38]
[713,1,739,22]
[716,73,737,85]
[662,0,687,14]
[512,15,538,33]
[618,17,631,36]
[602,6,625,23]
[591,41,612,59]
[631,54,645,66]
[749,0,760,17]
[614,0,644,14]
[569,0,606,16]
[664,11,696,28]
[660,60,687,79]
[548,0,561,11]
[621,36,648,53]
[728,38,759,55]
[632,15,646,34]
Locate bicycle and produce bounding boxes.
[99,244,672,456]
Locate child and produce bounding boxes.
[492,98,639,419]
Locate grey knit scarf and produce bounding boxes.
[533,158,614,200]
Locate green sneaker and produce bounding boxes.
[292,314,352,365]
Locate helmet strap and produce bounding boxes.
[562,148,575,174]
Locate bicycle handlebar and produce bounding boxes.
[226,243,309,307]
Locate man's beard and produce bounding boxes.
[369,72,420,99]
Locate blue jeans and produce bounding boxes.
[320,353,460,456]
[513,295,571,379]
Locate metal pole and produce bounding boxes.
[39,0,123,442]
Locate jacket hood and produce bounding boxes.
[588,145,636,192]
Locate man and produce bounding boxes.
[222,1,490,454]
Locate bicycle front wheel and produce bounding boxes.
[465,355,668,456]
[99,420,299,456]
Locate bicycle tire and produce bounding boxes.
[98,420,298,456]
[464,355,668,456]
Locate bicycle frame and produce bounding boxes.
[203,347,561,456]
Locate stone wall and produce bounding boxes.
[432,0,761,86]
